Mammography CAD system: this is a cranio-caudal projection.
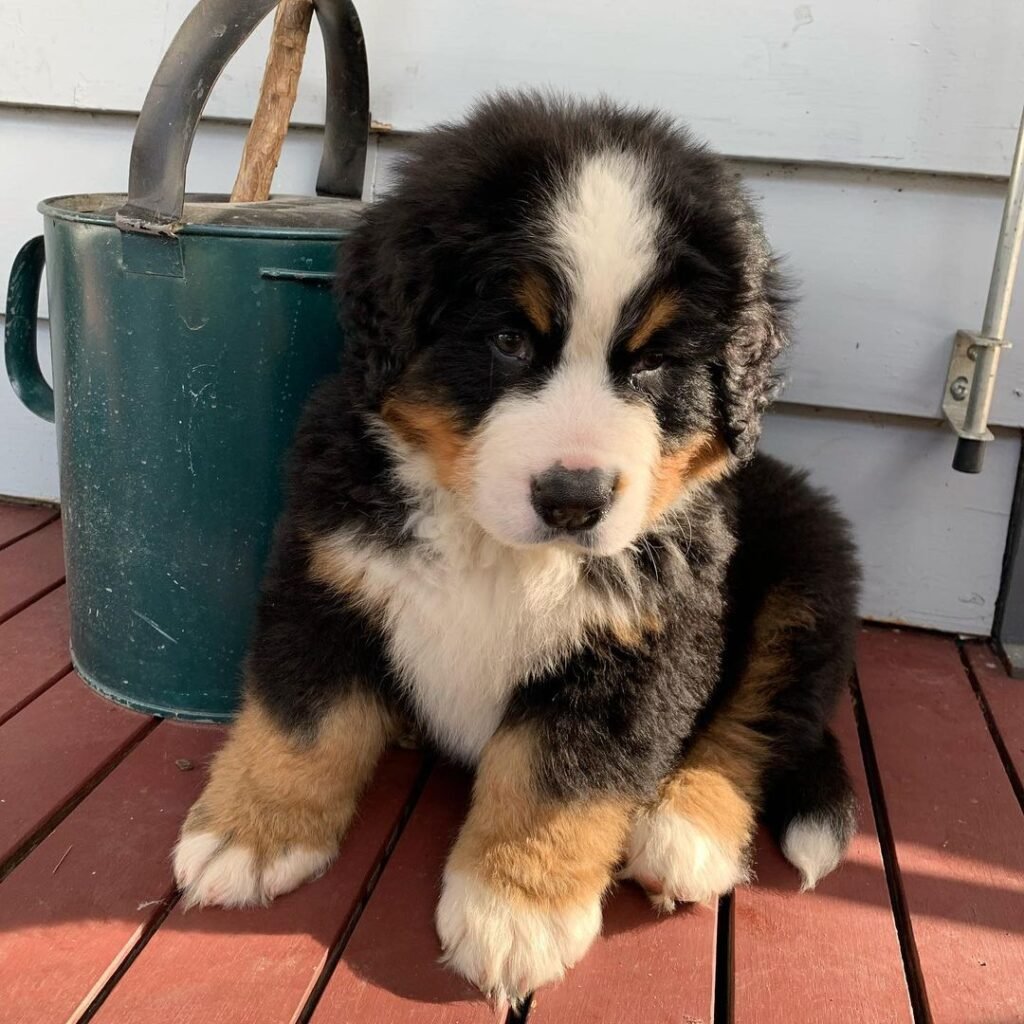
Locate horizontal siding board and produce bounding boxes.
[2,1,1023,176]
[372,137,1024,428]
[6,111,1022,428]
[760,407,1019,635]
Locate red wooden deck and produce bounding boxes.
[1,502,1022,1024]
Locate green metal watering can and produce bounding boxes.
[4,0,368,721]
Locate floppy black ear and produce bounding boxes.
[335,204,436,408]
[719,242,791,461]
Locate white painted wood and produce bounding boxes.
[743,162,1024,427]
[0,317,60,501]
[5,108,1022,430]
[2,0,1023,176]
[761,405,1017,635]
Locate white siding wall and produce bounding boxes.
[3,0,1023,175]
[1,0,1022,633]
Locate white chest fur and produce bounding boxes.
[315,502,634,764]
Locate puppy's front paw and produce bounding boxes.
[436,867,601,1005]
[173,823,335,909]
[620,807,749,910]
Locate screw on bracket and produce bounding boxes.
[950,376,970,401]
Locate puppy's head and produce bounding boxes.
[339,93,788,556]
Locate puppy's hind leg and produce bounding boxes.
[620,721,763,910]
[621,588,828,908]
[766,727,856,891]
[174,689,392,908]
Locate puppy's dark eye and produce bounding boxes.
[490,329,532,362]
[631,350,667,375]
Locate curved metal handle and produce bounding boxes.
[4,236,55,423]
[117,0,368,234]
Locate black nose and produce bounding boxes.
[530,465,618,533]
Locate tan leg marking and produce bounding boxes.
[646,433,733,524]
[437,727,631,1003]
[174,690,393,907]
[623,590,814,908]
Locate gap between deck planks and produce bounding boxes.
[0,502,59,551]
[88,752,428,1024]
[0,722,217,1024]
[857,627,1024,1024]
[0,518,64,625]
[963,642,1024,811]
[0,672,156,872]
[731,694,912,1024]
[0,584,70,725]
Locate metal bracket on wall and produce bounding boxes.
[943,329,1013,443]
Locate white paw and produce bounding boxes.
[436,867,601,1004]
[173,830,334,908]
[620,808,749,910]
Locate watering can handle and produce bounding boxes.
[117,0,368,234]
[4,236,54,423]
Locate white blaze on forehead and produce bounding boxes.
[467,150,666,556]
[549,149,662,362]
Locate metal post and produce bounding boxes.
[947,105,1024,473]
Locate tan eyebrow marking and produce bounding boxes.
[515,271,553,335]
[625,291,683,352]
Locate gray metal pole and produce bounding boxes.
[953,106,1024,472]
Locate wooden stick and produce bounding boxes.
[230,0,314,203]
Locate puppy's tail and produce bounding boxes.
[762,729,857,891]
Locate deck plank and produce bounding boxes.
[91,750,426,1024]
[0,502,58,550]
[0,722,218,1024]
[0,518,64,624]
[732,694,912,1024]
[310,764,502,1024]
[0,672,153,867]
[0,584,71,723]
[526,887,717,1024]
[963,642,1024,800]
[857,627,1024,1024]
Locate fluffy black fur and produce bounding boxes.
[247,92,860,850]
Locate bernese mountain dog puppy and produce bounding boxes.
[173,92,860,1003]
